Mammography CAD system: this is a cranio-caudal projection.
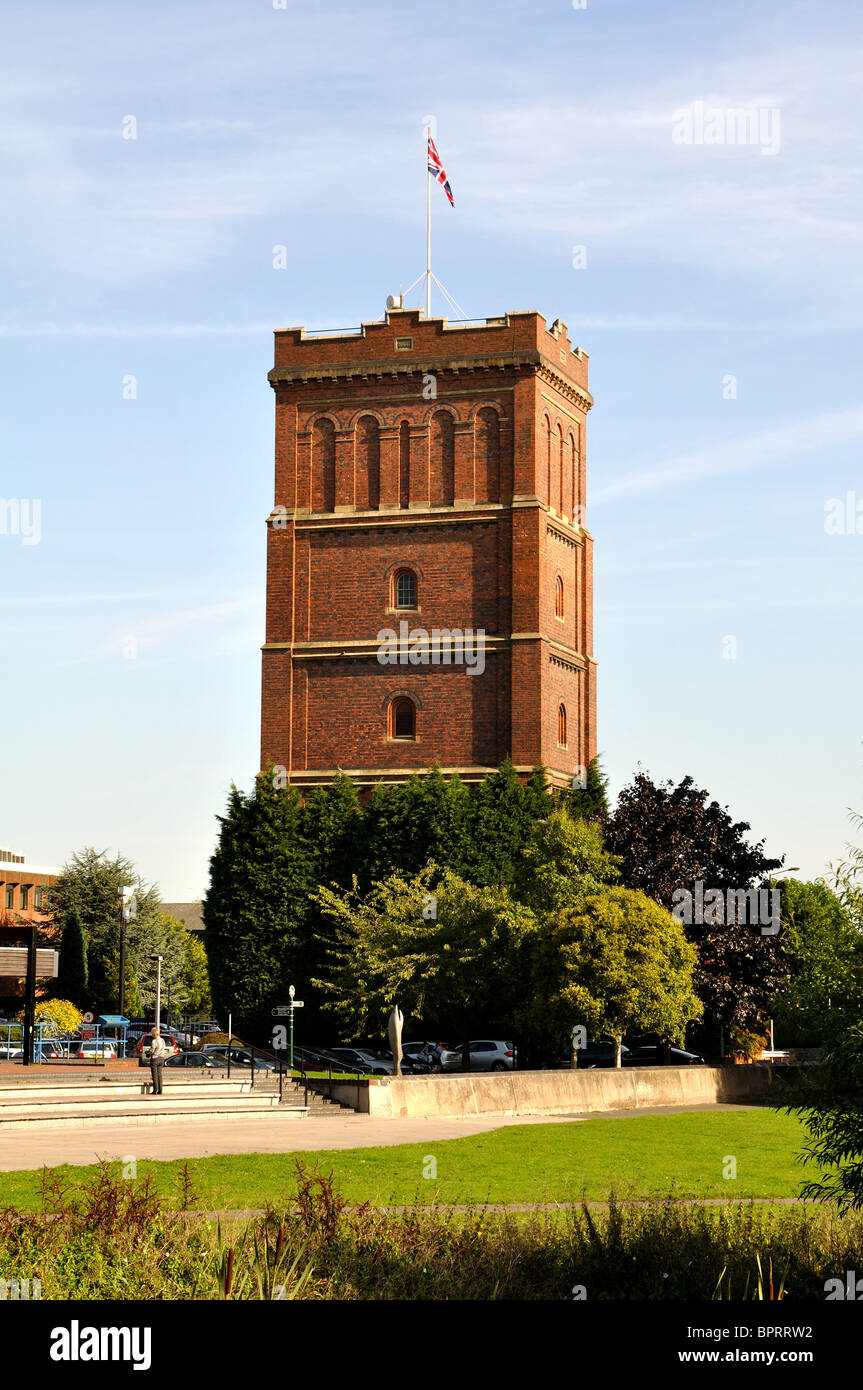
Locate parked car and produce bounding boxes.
[571,1038,632,1069]
[0,1041,69,1062]
[624,1045,705,1067]
[201,1045,275,1071]
[329,1047,393,1076]
[72,1039,119,1060]
[442,1040,515,1073]
[400,1041,447,1072]
[164,1050,224,1069]
[295,1045,366,1073]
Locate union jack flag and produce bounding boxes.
[427,134,454,207]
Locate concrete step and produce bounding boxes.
[0,1074,257,1089]
[0,1097,309,1130]
[0,1082,255,1105]
[0,1093,283,1119]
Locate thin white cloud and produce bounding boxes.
[56,597,262,667]
[0,323,276,338]
[0,591,162,604]
[594,407,863,503]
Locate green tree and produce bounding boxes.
[180,933,212,1016]
[783,1023,863,1209]
[781,794,863,1209]
[204,773,312,1033]
[302,774,366,890]
[56,909,89,1008]
[463,759,546,887]
[516,805,621,914]
[134,913,193,1016]
[314,865,535,1061]
[363,766,473,885]
[830,802,863,930]
[772,879,863,1045]
[561,755,610,820]
[104,951,141,1018]
[518,886,701,1065]
[43,848,162,1013]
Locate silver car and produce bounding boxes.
[442,1040,515,1073]
[330,1047,392,1076]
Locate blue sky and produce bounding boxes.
[1,0,861,897]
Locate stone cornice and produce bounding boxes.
[267,506,505,531]
[263,635,510,659]
[268,349,593,413]
[262,634,592,665]
[285,764,538,788]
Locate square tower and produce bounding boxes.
[261,307,596,790]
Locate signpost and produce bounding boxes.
[272,986,304,1069]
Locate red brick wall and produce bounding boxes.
[262,309,596,789]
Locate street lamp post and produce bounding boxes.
[150,955,163,1031]
[765,868,798,1059]
[118,885,137,1017]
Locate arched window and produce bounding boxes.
[475,407,500,503]
[557,703,567,748]
[399,420,411,509]
[391,697,416,740]
[430,410,455,506]
[555,575,564,620]
[557,424,564,514]
[355,415,380,511]
[543,417,552,506]
[312,417,335,513]
[394,568,417,609]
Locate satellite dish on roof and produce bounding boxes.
[386,294,403,310]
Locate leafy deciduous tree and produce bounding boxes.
[313,864,535,1060]
[517,887,702,1065]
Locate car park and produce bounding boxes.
[441,1040,515,1073]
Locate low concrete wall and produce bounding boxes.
[314,1066,774,1119]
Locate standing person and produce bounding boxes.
[147,1026,169,1096]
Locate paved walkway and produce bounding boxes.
[0,1103,755,1172]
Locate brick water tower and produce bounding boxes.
[260,304,596,791]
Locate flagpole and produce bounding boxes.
[425,125,431,318]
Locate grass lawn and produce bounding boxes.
[0,1108,819,1213]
